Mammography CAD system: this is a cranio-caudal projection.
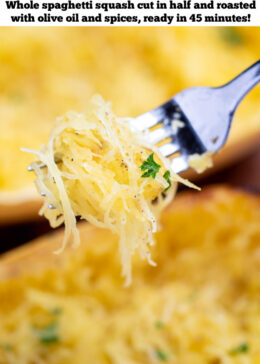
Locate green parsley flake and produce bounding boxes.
[220,28,243,45]
[33,322,59,345]
[155,321,165,329]
[229,342,249,355]
[156,349,168,361]
[0,343,13,351]
[51,307,63,315]
[140,154,172,192]
[163,170,171,191]
[140,153,161,179]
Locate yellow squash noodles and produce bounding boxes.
[23,96,196,285]
[0,187,259,364]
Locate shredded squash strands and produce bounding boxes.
[22,95,198,285]
[1,188,260,364]
[188,151,213,174]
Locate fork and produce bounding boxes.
[130,60,260,174]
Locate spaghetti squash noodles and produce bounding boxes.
[22,95,197,285]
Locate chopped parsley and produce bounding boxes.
[0,343,13,351]
[220,28,243,45]
[156,349,168,361]
[140,153,161,179]
[163,170,171,191]
[155,321,165,329]
[51,307,63,315]
[140,154,172,191]
[33,322,59,345]
[229,342,249,355]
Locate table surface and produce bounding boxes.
[0,144,259,255]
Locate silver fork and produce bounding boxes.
[130,60,260,174]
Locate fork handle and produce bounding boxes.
[218,60,260,113]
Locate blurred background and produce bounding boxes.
[0,27,259,253]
